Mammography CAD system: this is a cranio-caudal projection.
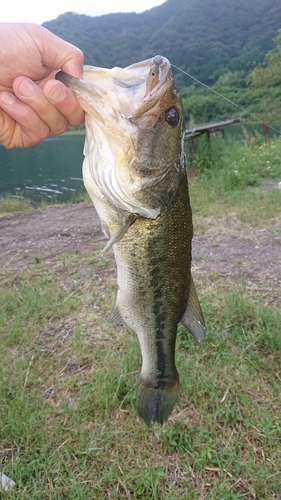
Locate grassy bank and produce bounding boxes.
[0,190,90,216]
[1,134,281,498]
[186,130,281,223]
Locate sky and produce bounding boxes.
[2,0,165,25]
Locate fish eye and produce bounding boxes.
[165,107,179,126]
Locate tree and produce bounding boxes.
[247,30,281,88]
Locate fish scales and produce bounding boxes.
[56,55,206,424]
[113,173,192,424]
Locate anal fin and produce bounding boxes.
[180,275,206,343]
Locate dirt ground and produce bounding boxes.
[0,202,280,307]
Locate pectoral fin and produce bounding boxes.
[102,214,138,255]
[180,275,206,343]
[109,305,125,325]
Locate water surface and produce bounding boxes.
[0,134,85,203]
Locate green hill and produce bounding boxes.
[43,0,281,86]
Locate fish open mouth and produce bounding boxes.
[143,55,172,101]
[115,55,173,118]
[56,55,173,122]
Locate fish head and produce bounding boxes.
[56,55,185,218]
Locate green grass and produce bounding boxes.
[186,132,281,224]
[1,134,281,498]
[0,260,280,499]
[0,194,35,214]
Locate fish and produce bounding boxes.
[56,55,206,425]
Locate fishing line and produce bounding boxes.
[171,63,281,136]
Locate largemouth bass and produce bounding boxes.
[56,55,206,425]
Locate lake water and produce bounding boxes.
[0,134,85,203]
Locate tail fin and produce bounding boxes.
[136,376,179,425]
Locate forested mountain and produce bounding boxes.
[43,0,281,87]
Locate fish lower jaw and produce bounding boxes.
[136,375,179,425]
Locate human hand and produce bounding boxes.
[0,23,85,148]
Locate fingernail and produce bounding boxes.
[48,84,65,103]
[19,79,34,98]
[0,92,16,105]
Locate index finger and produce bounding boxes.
[43,79,85,128]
